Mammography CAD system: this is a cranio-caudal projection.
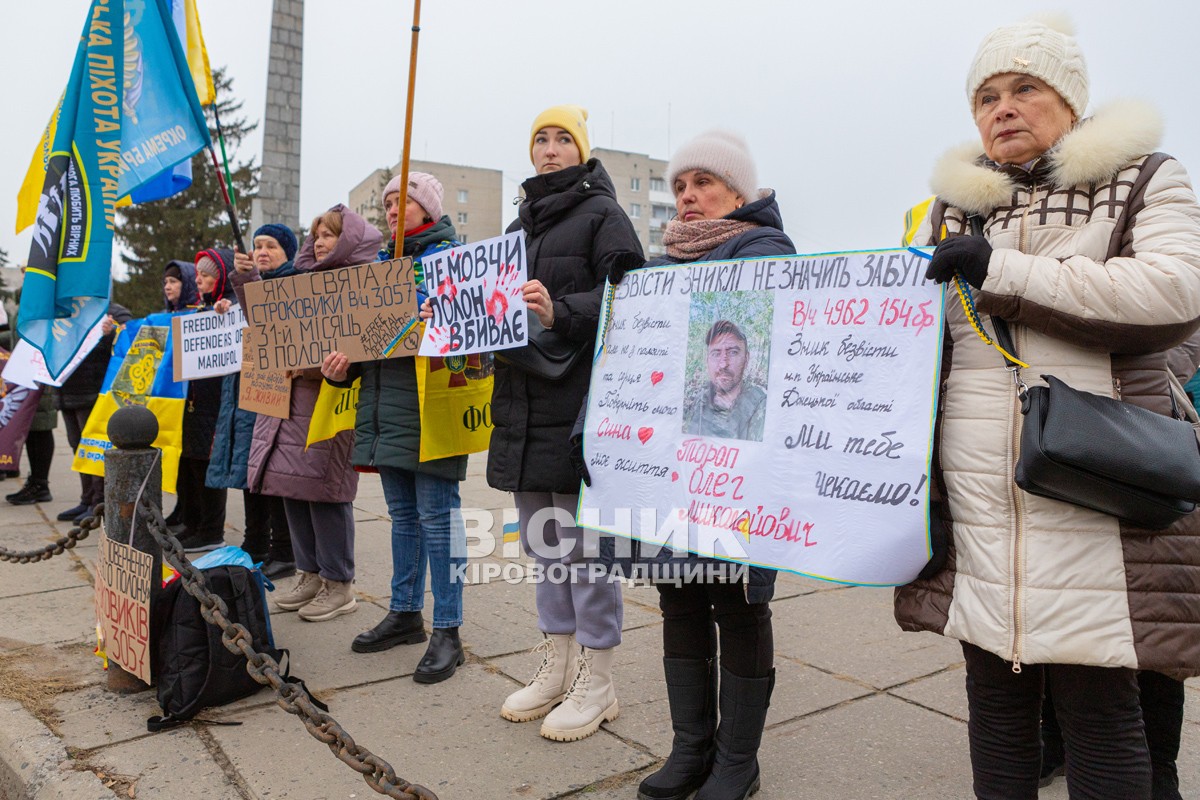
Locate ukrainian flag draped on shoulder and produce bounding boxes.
[19,0,211,379]
[903,196,936,247]
[403,239,494,460]
[306,379,361,450]
[73,313,187,492]
[417,353,494,460]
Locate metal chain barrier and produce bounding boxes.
[3,495,439,798]
[131,496,439,800]
[0,504,104,563]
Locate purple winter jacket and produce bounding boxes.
[245,205,383,502]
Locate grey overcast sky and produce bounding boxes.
[2,0,1199,270]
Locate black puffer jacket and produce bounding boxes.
[487,159,643,493]
[54,302,133,410]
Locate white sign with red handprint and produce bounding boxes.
[418,231,529,357]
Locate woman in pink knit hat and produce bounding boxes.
[323,172,471,684]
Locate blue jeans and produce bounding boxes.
[378,466,465,628]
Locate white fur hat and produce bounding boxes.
[666,130,758,202]
[966,14,1088,119]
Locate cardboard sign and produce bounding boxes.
[418,232,529,357]
[578,248,944,586]
[237,337,291,419]
[171,305,247,381]
[242,258,418,371]
[95,530,153,684]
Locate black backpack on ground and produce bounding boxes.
[147,564,289,731]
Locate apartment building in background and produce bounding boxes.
[348,148,671,256]
[348,159,504,244]
[591,147,672,257]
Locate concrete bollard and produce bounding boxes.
[102,405,163,695]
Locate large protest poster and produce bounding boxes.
[171,305,247,381]
[237,337,290,419]
[0,348,41,472]
[577,249,944,586]
[95,530,153,684]
[418,232,529,357]
[243,258,418,371]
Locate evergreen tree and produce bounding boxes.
[114,68,258,316]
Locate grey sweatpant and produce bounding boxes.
[514,491,622,650]
[283,498,355,583]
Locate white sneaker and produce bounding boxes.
[501,634,576,722]
[540,646,618,742]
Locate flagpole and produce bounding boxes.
[208,146,246,253]
[395,0,422,242]
[212,101,238,207]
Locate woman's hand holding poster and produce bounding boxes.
[418,232,529,357]
[578,248,944,586]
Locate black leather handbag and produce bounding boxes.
[993,318,1200,529]
[494,312,589,381]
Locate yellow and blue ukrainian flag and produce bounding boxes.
[72,314,187,493]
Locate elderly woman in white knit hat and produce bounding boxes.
[623,129,793,800]
[894,14,1200,799]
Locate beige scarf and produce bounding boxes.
[663,218,760,261]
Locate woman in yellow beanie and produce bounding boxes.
[491,104,643,742]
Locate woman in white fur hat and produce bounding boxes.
[894,14,1200,799]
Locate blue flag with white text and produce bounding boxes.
[128,0,214,203]
[19,0,210,379]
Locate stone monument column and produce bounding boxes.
[254,0,304,232]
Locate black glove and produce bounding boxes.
[925,235,992,289]
[569,433,592,487]
[607,252,648,286]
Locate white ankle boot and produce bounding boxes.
[540,645,618,742]
[501,634,576,722]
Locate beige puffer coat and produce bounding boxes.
[894,100,1200,678]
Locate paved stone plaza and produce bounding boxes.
[2,439,1197,799]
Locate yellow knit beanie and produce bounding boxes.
[529,105,591,164]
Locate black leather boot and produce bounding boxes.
[638,658,717,800]
[695,667,774,800]
[414,627,464,684]
[351,610,426,653]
